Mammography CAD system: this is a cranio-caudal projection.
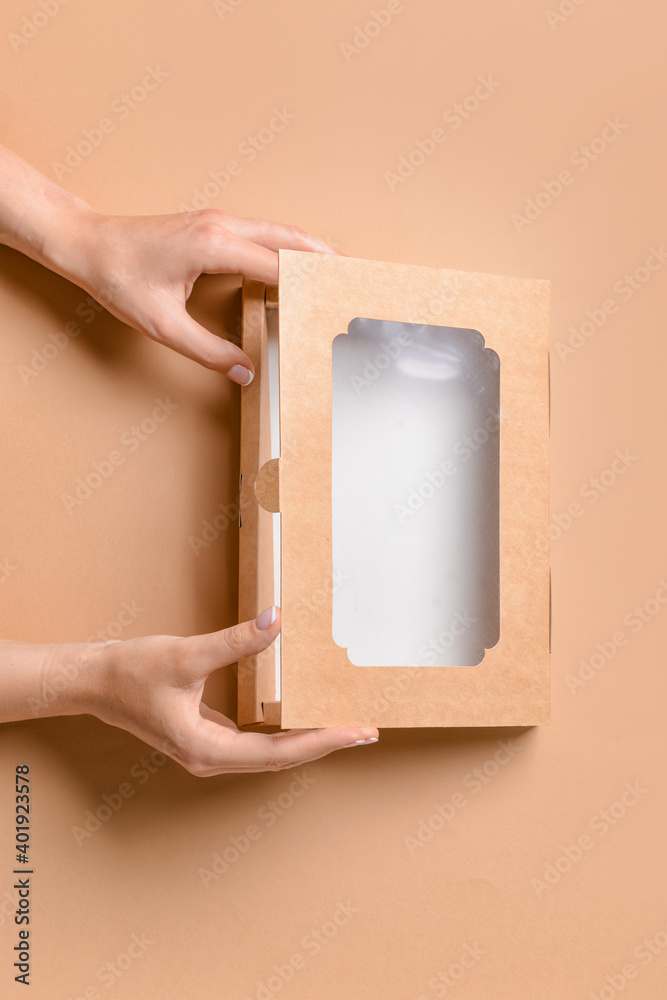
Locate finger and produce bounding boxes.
[216,214,342,256]
[191,722,380,775]
[176,606,281,683]
[194,218,342,284]
[198,703,312,740]
[199,231,281,284]
[149,298,256,383]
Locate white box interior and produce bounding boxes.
[267,307,281,698]
[331,318,500,666]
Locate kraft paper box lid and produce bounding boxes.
[238,250,550,730]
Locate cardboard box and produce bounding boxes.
[238,250,550,729]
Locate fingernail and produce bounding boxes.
[342,737,379,748]
[228,364,254,386]
[255,606,277,630]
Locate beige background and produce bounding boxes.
[0,1,665,997]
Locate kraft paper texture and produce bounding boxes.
[239,252,550,728]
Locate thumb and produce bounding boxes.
[147,299,255,384]
[177,606,280,682]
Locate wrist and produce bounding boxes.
[37,196,103,292]
[52,641,113,718]
[0,639,105,723]
[0,144,99,290]
[27,641,107,721]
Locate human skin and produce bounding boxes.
[0,608,379,775]
[0,146,379,772]
[0,142,340,383]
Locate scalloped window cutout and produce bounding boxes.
[332,318,500,666]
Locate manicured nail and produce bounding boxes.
[342,737,379,748]
[255,606,277,630]
[228,364,254,386]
